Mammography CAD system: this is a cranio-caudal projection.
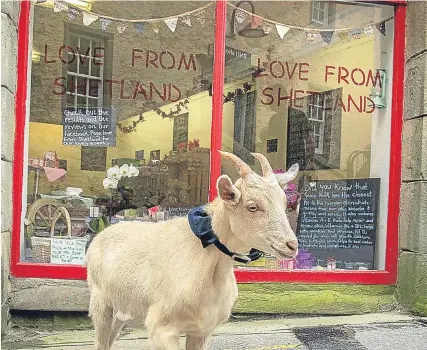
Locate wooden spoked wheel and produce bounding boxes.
[25,198,71,242]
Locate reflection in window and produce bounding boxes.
[311,1,329,26]
[233,91,256,164]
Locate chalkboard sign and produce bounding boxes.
[62,107,116,146]
[296,178,380,270]
[50,238,87,265]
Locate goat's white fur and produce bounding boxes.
[86,152,299,350]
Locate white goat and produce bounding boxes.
[85,151,299,350]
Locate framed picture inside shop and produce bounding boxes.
[11,0,406,285]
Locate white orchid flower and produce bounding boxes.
[129,164,139,177]
[103,177,119,189]
[120,164,130,177]
[107,165,121,180]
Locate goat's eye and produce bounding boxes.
[247,204,258,212]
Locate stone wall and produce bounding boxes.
[1,0,19,337]
[398,0,427,316]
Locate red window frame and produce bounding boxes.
[11,0,406,283]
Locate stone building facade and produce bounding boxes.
[1,0,427,336]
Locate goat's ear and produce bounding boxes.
[275,163,299,189]
[217,175,241,204]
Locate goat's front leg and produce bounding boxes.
[186,335,211,350]
[150,326,181,350]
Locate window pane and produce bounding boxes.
[25,1,215,265]
[224,1,394,272]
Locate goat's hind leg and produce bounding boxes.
[108,315,125,348]
[89,294,114,350]
[186,334,211,350]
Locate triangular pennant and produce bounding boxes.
[68,8,80,21]
[376,21,386,36]
[53,0,68,13]
[349,28,362,39]
[193,9,205,26]
[251,16,263,29]
[320,31,334,44]
[262,21,273,34]
[151,21,161,33]
[99,18,111,31]
[117,22,128,33]
[306,31,318,43]
[134,22,144,33]
[364,25,374,37]
[82,12,98,26]
[337,31,349,42]
[164,17,178,32]
[180,14,192,27]
[235,9,248,24]
[276,24,290,40]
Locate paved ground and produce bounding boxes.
[2,313,427,350]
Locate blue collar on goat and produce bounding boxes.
[188,206,263,264]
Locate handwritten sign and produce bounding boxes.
[62,107,116,146]
[50,238,87,265]
[296,178,380,269]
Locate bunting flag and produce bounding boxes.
[364,25,374,37]
[320,31,334,44]
[53,0,67,13]
[262,21,273,35]
[117,22,128,33]
[99,18,111,31]
[68,8,80,21]
[82,12,98,26]
[276,24,290,40]
[164,17,178,32]
[338,31,349,42]
[376,21,386,36]
[235,9,248,24]
[306,31,318,42]
[134,22,144,33]
[151,21,161,33]
[251,16,263,29]
[193,9,205,26]
[349,28,362,39]
[180,14,192,27]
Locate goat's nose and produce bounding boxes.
[286,240,298,251]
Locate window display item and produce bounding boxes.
[66,187,83,196]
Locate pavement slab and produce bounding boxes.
[2,313,426,350]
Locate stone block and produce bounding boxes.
[11,278,90,311]
[1,13,17,93]
[1,161,12,233]
[401,117,427,182]
[399,182,427,254]
[397,252,427,316]
[405,1,427,60]
[1,88,15,162]
[0,1,20,25]
[1,232,11,305]
[1,302,10,337]
[404,53,427,120]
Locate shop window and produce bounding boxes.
[223,0,395,272]
[22,1,215,265]
[311,1,329,26]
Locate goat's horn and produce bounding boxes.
[218,151,252,177]
[250,153,273,178]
